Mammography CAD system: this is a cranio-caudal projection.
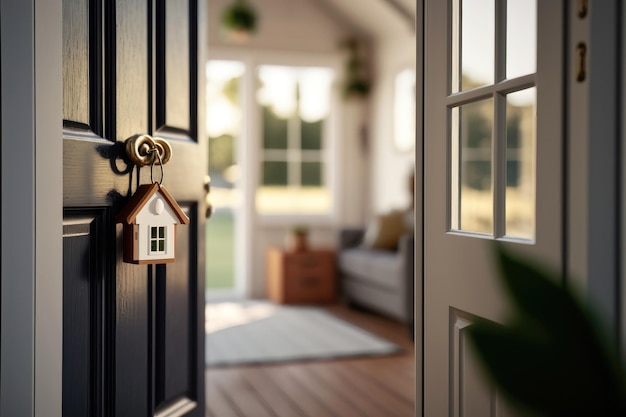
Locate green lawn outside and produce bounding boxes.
[205,210,235,290]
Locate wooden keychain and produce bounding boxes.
[116,141,190,264]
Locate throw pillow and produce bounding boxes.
[361,210,406,250]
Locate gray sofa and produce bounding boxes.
[337,228,414,324]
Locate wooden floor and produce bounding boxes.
[205,303,416,417]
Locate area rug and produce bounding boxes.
[205,301,400,367]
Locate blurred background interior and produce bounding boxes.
[205,0,417,302]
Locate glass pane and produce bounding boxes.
[262,161,288,186]
[206,210,235,289]
[458,0,495,91]
[262,106,288,149]
[506,88,536,239]
[257,66,297,119]
[209,134,236,187]
[151,227,157,238]
[159,227,165,238]
[301,119,322,150]
[298,67,333,122]
[206,60,244,139]
[394,69,416,152]
[256,187,331,215]
[158,240,165,252]
[455,99,493,234]
[506,0,536,79]
[151,241,157,252]
[207,60,244,190]
[301,162,322,186]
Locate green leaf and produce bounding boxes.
[465,244,626,416]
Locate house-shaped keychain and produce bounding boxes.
[116,183,190,264]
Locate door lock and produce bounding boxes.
[125,134,172,166]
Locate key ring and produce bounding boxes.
[148,147,165,185]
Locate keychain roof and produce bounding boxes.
[116,183,190,226]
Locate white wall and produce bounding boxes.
[208,0,415,298]
[208,0,358,53]
[368,34,416,215]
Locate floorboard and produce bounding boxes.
[205,303,416,417]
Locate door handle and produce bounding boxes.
[125,134,172,166]
[204,175,214,219]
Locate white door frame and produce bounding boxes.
[414,1,424,416]
[568,2,621,329]
[1,1,62,416]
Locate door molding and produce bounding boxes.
[1,1,63,416]
[415,0,424,416]
[568,1,621,331]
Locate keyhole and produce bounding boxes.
[577,42,587,83]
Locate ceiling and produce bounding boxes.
[315,0,416,39]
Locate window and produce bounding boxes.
[256,65,334,215]
[450,0,536,240]
[205,60,244,291]
[150,226,166,254]
[394,68,416,152]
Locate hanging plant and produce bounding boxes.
[221,0,258,42]
[339,38,371,99]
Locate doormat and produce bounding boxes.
[206,301,400,367]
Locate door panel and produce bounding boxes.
[159,0,192,132]
[115,0,149,140]
[62,0,90,126]
[450,310,497,417]
[63,213,106,417]
[114,246,150,417]
[423,1,564,415]
[62,0,205,416]
[155,205,199,411]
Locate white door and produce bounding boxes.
[423,1,564,415]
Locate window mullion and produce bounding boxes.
[494,93,507,238]
[288,112,300,189]
[493,0,507,238]
[495,0,507,82]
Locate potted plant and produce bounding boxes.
[288,225,309,252]
[221,0,258,43]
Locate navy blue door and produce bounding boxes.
[62,1,206,415]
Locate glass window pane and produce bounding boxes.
[394,69,416,152]
[158,240,165,252]
[256,187,331,215]
[506,0,536,79]
[151,241,157,252]
[206,210,235,289]
[454,99,493,234]
[506,88,536,239]
[262,106,288,149]
[301,162,322,186]
[159,227,165,238]
[209,134,236,185]
[262,161,288,186]
[258,66,298,119]
[207,60,244,190]
[151,227,157,238]
[301,119,322,150]
[298,68,333,122]
[457,0,495,91]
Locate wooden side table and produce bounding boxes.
[266,247,336,304]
